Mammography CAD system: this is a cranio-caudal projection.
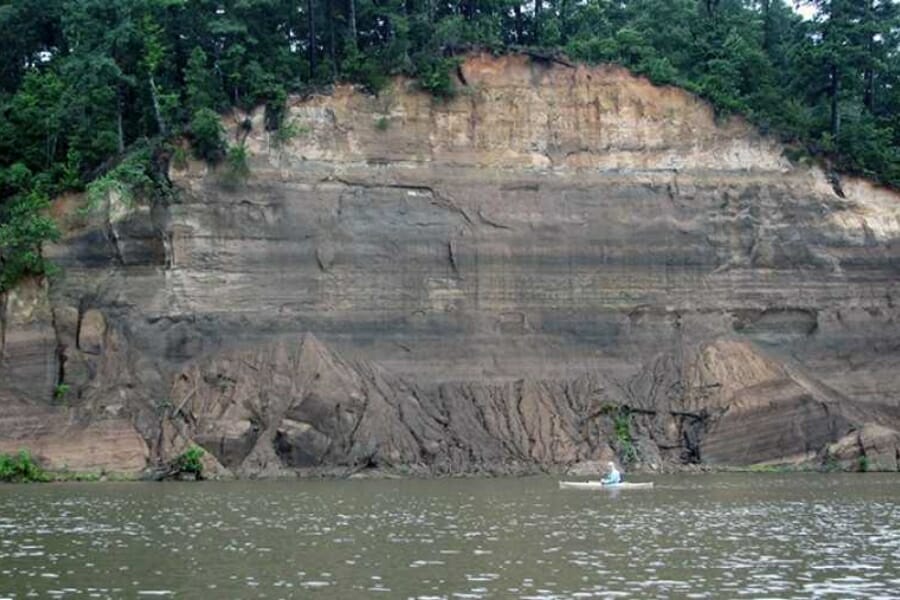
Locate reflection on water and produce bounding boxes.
[0,473,898,598]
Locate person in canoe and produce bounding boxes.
[601,461,622,486]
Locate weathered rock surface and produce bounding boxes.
[823,424,900,471]
[0,395,148,473]
[1,53,899,476]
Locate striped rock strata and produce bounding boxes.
[1,53,898,476]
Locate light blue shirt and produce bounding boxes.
[601,467,621,485]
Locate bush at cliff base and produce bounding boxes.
[0,450,50,483]
[174,445,206,479]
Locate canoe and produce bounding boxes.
[558,480,654,490]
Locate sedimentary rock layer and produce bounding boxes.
[1,53,898,475]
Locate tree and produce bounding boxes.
[0,191,60,292]
[189,107,225,162]
[184,47,221,113]
[140,12,171,136]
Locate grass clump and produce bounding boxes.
[747,463,790,473]
[51,470,102,482]
[0,450,50,483]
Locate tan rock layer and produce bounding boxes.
[0,396,148,473]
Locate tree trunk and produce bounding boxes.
[307,0,317,78]
[347,0,357,50]
[117,105,125,154]
[148,75,168,137]
[863,70,874,112]
[116,84,125,153]
[863,54,874,110]
[560,0,571,44]
[514,3,523,44]
[46,133,57,169]
[462,0,474,19]
[830,63,840,139]
[761,0,773,53]
[824,0,841,139]
[327,0,337,77]
[863,0,875,111]
[534,0,542,44]
[1,290,7,360]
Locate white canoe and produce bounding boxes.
[558,481,654,490]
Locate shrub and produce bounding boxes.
[341,43,389,93]
[221,144,250,187]
[415,56,459,99]
[858,455,870,473]
[54,383,71,402]
[190,108,226,162]
[375,116,390,131]
[0,450,49,483]
[614,409,631,444]
[638,57,679,86]
[822,453,841,472]
[272,119,308,147]
[175,445,205,478]
[264,88,288,132]
[171,146,189,171]
[613,408,637,464]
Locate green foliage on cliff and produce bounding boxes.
[1,1,899,290]
[54,383,71,403]
[190,108,226,163]
[0,450,50,483]
[0,190,60,292]
[174,445,205,479]
[613,408,637,465]
[221,144,251,187]
[84,147,158,212]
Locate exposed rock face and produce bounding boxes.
[2,53,899,476]
[824,424,900,472]
[0,395,148,473]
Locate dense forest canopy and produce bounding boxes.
[1,0,899,291]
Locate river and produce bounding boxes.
[1,473,898,598]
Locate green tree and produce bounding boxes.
[184,47,220,113]
[190,107,226,161]
[0,191,60,292]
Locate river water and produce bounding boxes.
[1,473,898,599]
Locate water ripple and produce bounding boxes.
[0,474,897,598]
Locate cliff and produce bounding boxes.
[2,53,899,477]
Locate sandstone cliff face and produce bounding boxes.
[2,53,899,476]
